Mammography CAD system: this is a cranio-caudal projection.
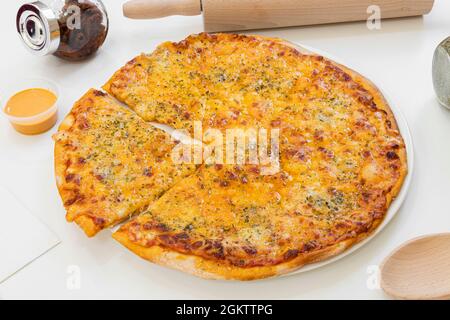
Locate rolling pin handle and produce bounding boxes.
[123,0,202,19]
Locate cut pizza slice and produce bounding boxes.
[112,159,398,280]
[103,33,306,135]
[53,89,197,237]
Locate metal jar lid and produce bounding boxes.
[16,1,60,56]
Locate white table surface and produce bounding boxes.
[0,0,449,300]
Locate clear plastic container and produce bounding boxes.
[2,78,59,135]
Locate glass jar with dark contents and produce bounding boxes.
[17,0,109,61]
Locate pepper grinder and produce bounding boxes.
[432,37,450,109]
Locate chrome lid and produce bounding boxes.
[16,1,60,56]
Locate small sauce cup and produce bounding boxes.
[2,78,59,135]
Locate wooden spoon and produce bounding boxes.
[380,233,450,300]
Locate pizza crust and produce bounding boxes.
[113,217,383,280]
[54,92,101,237]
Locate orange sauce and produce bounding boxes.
[4,88,58,135]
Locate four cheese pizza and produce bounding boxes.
[56,33,407,279]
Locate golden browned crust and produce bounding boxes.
[73,215,101,238]
[54,92,100,237]
[113,216,383,280]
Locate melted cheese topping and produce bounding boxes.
[54,90,196,235]
[105,34,407,269]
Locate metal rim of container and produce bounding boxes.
[16,1,60,56]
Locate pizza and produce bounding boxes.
[57,33,407,280]
[53,89,196,237]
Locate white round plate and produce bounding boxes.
[285,44,414,275]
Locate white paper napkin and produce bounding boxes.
[0,186,60,284]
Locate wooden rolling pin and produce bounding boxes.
[123,0,435,32]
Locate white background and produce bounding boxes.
[0,0,449,300]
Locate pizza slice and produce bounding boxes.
[102,33,302,135]
[112,159,396,280]
[53,89,197,237]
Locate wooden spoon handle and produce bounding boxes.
[123,0,201,19]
